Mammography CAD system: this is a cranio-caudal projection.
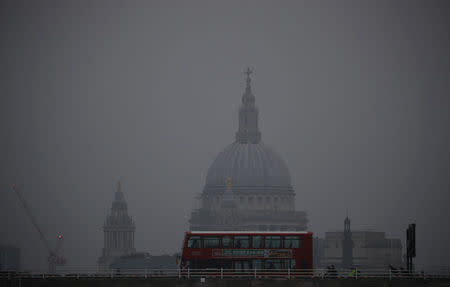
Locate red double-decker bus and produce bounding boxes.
[180,231,313,274]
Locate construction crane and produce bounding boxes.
[12,184,66,273]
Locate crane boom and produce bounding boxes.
[12,184,53,254]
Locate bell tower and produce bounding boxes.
[98,180,136,270]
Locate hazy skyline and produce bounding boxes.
[1,0,449,271]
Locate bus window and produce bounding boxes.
[266,259,282,270]
[265,236,281,248]
[234,236,250,248]
[234,261,250,270]
[184,260,191,268]
[242,261,250,270]
[188,259,201,269]
[204,237,220,248]
[252,259,263,270]
[284,236,301,248]
[233,261,239,270]
[252,235,263,248]
[222,236,232,248]
[188,236,201,248]
[286,259,296,269]
[222,259,232,269]
[205,259,220,268]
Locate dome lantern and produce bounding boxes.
[236,67,261,144]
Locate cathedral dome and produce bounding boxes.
[190,69,308,232]
[204,68,293,192]
[205,141,292,188]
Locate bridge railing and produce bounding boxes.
[2,268,450,280]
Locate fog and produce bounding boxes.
[1,0,449,270]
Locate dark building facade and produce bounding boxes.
[313,237,325,269]
[0,246,20,271]
[322,230,402,269]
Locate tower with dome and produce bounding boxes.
[98,180,136,270]
[189,69,308,231]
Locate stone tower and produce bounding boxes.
[342,213,354,269]
[98,180,136,270]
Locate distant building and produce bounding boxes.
[0,246,20,271]
[342,215,354,268]
[98,180,136,270]
[189,69,308,231]
[321,230,402,269]
[313,237,325,268]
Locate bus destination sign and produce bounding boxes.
[212,249,292,258]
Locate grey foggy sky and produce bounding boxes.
[1,0,449,270]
